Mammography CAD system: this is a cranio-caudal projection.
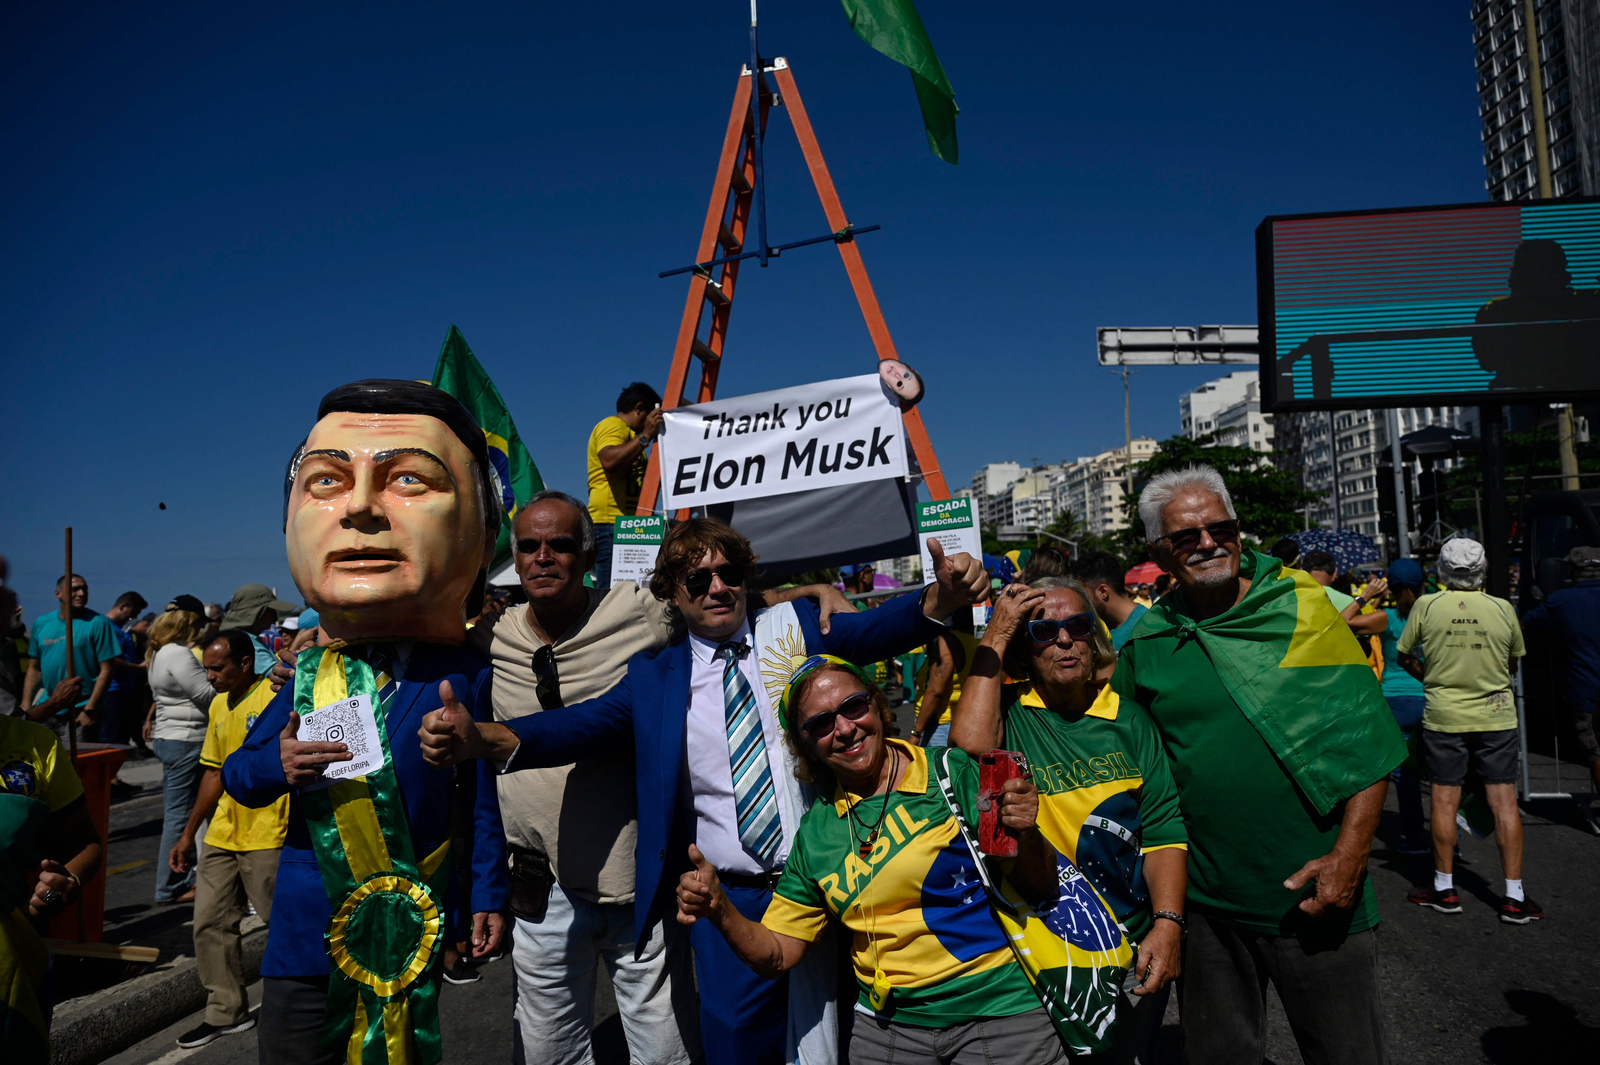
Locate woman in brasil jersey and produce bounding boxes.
[951,574,1188,1061]
[675,655,1068,1064]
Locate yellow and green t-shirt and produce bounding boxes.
[999,684,1186,943]
[0,717,83,815]
[0,717,81,1065]
[586,415,645,524]
[761,740,1037,1027]
[200,678,289,851]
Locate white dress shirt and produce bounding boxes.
[683,620,802,876]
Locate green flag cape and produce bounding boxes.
[431,325,544,570]
[840,0,959,163]
[1127,551,1407,815]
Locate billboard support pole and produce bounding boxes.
[1482,404,1512,598]
[1328,411,1341,531]
[1387,408,1410,559]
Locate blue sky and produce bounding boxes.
[0,1,1486,615]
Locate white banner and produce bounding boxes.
[658,374,908,510]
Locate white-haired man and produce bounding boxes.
[1109,464,1406,1065]
[1397,537,1537,924]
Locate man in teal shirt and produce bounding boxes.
[21,574,123,741]
[1075,551,1148,650]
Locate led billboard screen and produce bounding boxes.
[1257,198,1600,411]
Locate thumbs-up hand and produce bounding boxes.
[923,536,990,622]
[418,680,485,767]
[676,844,727,927]
[280,709,352,788]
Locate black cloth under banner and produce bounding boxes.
[709,477,920,581]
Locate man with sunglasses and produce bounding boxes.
[1108,465,1405,1065]
[424,516,989,1065]
[467,494,858,1065]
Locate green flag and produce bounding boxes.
[431,325,544,569]
[840,0,959,163]
[1126,551,1408,815]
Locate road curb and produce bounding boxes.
[49,928,267,1065]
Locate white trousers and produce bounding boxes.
[511,883,702,1065]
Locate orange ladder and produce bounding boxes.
[636,56,951,518]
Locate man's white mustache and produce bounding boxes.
[1185,547,1229,565]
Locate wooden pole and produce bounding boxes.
[65,526,86,942]
[63,527,78,763]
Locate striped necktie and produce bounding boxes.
[717,641,780,865]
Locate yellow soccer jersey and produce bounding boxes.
[761,741,1036,1026]
[200,677,289,851]
[1001,684,1187,942]
[0,717,83,812]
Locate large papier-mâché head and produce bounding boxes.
[284,379,500,644]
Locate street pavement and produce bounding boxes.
[81,743,1599,1064]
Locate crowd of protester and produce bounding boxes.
[3,414,1597,1065]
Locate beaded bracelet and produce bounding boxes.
[1152,910,1187,933]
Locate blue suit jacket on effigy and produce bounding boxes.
[222,641,508,978]
[501,590,946,953]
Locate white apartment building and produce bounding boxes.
[1001,468,1063,533]
[1180,372,1259,438]
[970,462,1026,528]
[1050,439,1159,538]
[1213,377,1275,453]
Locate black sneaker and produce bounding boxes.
[177,1017,256,1048]
[442,958,480,985]
[1406,886,1463,914]
[1499,896,1544,924]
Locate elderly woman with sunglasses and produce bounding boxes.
[676,655,1073,1065]
[949,575,1188,1062]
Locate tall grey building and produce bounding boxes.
[1273,407,1473,543]
[1474,0,1599,199]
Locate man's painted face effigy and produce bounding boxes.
[286,410,493,643]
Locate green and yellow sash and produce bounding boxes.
[296,646,452,1065]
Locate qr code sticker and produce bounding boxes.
[312,701,371,759]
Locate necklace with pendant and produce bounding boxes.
[846,749,899,858]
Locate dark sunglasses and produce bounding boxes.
[1028,612,1096,644]
[800,691,875,741]
[1160,519,1241,555]
[516,535,583,556]
[682,565,746,598]
[532,645,562,708]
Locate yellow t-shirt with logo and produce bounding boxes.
[586,415,645,524]
[1396,589,1526,733]
[0,717,84,813]
[200,678,289,851]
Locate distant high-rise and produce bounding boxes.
[1474,0,1599,199]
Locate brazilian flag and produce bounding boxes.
[431,325,544,569]
[1128,551,1407,815]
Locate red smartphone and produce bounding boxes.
[978,750,1030,857]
